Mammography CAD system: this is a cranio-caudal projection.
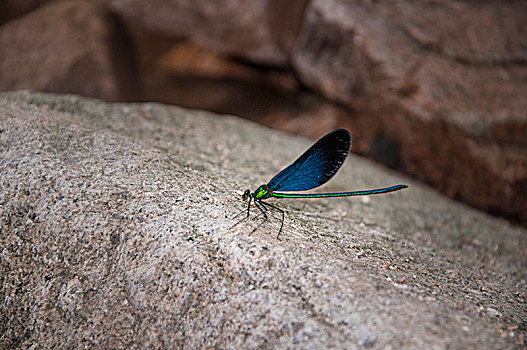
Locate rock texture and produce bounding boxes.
[291,0,527,223]
[104,0,308,66]
[0,0,137,101]
[1,91,526,349]
[0,0,525,225]
[0,0,51,24]
[131,40,304,121]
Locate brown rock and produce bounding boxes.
[130,35,305,120]
[292,0,527,223]
[0,0,137,101]
[104,0,308,66]
[0,0,51,24]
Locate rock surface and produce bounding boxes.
[0,0,136,101]
[0,0,525,225]
[1,91,526,348]
[0,0,51,24]
[291,0,527,223]
[104,0,308,66]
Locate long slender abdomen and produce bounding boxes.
[271,185,407,198]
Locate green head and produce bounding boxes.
[242,185,272,201]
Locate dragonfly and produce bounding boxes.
[232,129,407,239]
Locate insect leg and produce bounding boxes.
[251,199,268,220]
[230,197,252,229]
[250,199,269,234]
[260,201,285,239]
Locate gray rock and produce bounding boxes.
[1,91,525,349]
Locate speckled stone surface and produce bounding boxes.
[1,91,525,349]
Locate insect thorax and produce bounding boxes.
[254,184,272,200]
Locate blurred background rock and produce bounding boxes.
[1,0,525,225]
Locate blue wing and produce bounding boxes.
[267,129,351,191]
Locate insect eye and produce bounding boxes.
[242,190,250,200]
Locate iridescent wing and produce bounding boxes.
[267,129,351,192]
